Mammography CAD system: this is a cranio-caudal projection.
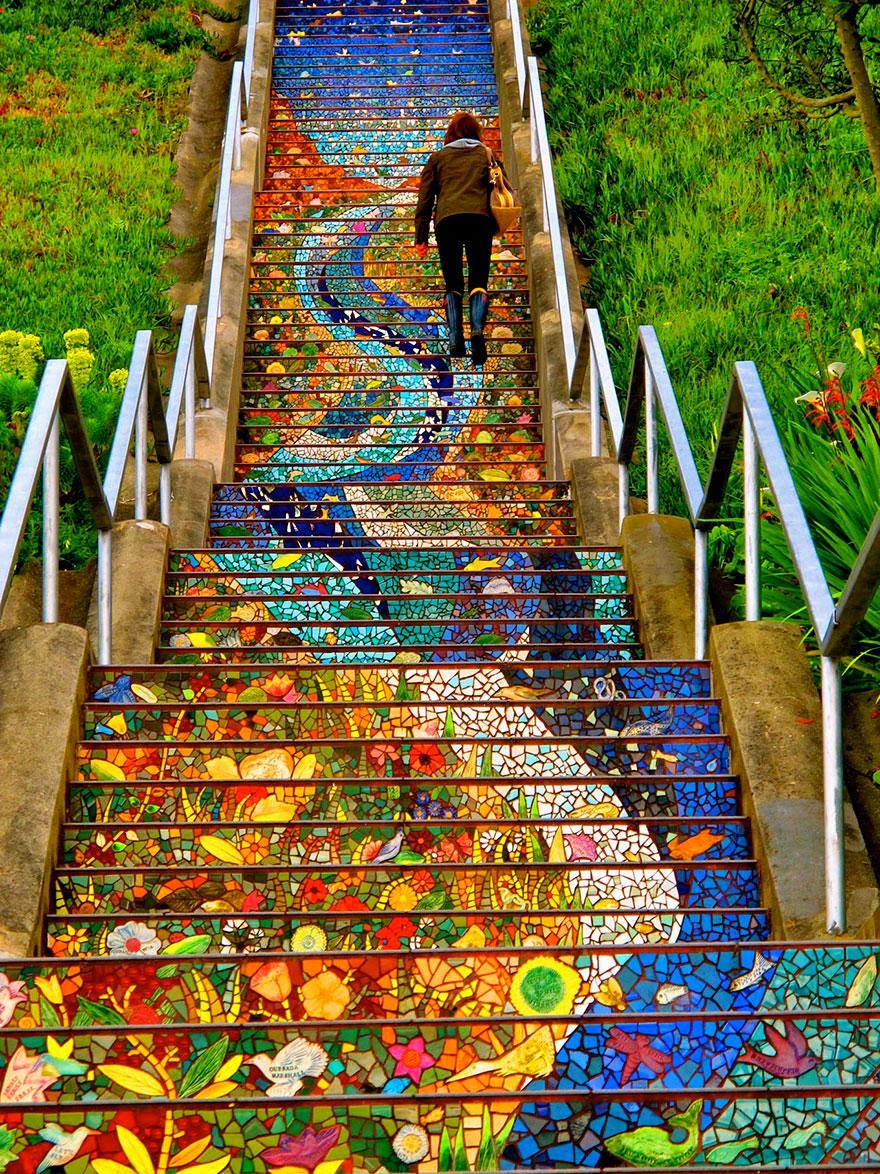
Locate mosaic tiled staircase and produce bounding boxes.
[2,1,880,1170]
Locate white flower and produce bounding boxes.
[392,1125,430,1164]
[220,919,265,954]
[106,922,161,956]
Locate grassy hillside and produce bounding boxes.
[530,0,880,489]
[0,0,206,566]
[0,1,205,372]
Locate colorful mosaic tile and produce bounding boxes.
[4,0,878,1167]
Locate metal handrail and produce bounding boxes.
[0,307,212,664]
[160,305,211,524]
[0,362,111,623]
[505,0,527,113]
[569,306,880,932]
[243,0,259,107]
[204,58,248,377]
[95,314,213,664]
[504,0,579,386]
[523,56,577,385]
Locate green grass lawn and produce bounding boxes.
[0,1,204,380]
[530,0,880,483]
[0,1,206,565]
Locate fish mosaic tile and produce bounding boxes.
[3,0,878,1166]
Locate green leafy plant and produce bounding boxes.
[744,329,880,690]
[140,12,206,54]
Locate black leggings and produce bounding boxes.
[435,213,493,296]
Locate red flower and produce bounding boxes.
[367,742,405,777]
[375,917,418,948]
[330,895,370,913]
[859,369,880,413]
[437,830,472,862]
[302,878,329,905]
[790,307,811,337]
[406,828,434,854]
[264,1126,341,1170]
[408,742,446,776]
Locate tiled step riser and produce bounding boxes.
[162,600,631,626]
[247,294,531,308]
[68,776,743,823]
[157,621,641,650]
[76,735,729,781]
[155,644,644,665]
[164,601,626,625]
[1,1012,871,1106]
[169,548,624,572]
[208,525,579,542]
[13,942,870,1022]
[234,408,543,422]
[83,699,721,743]
[53,860,761,917]
[9,1090,874,1170]
[211,503,573,523]
[63,816,749,868]
[163,589,627,614]
[89,662,710,700]
[45,907,770,960]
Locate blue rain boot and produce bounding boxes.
[469,287,489,368]
[445,290,466,357]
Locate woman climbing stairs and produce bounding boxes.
[0,0,878,1169]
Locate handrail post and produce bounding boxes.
[97,528,112,665]
[135,367,149,521]
[821,654,845,934]
[645,355,658,513]
[185,354,196,461]
[694,526,708,659]
[589,332,601,458]
[743,413,761,620]
[41,414,60,623]
[618,462,629,532]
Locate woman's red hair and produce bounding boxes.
[444,112,483,144]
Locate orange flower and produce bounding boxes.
[248,959,293,1003]
[263,672,295,699]
[300,971,351,1019]
[239,830,272,865]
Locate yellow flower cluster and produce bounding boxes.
[0,330,44,383]
[64,329,94,393]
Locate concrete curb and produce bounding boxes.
[712,622,880,939]
[0,625,90,957]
